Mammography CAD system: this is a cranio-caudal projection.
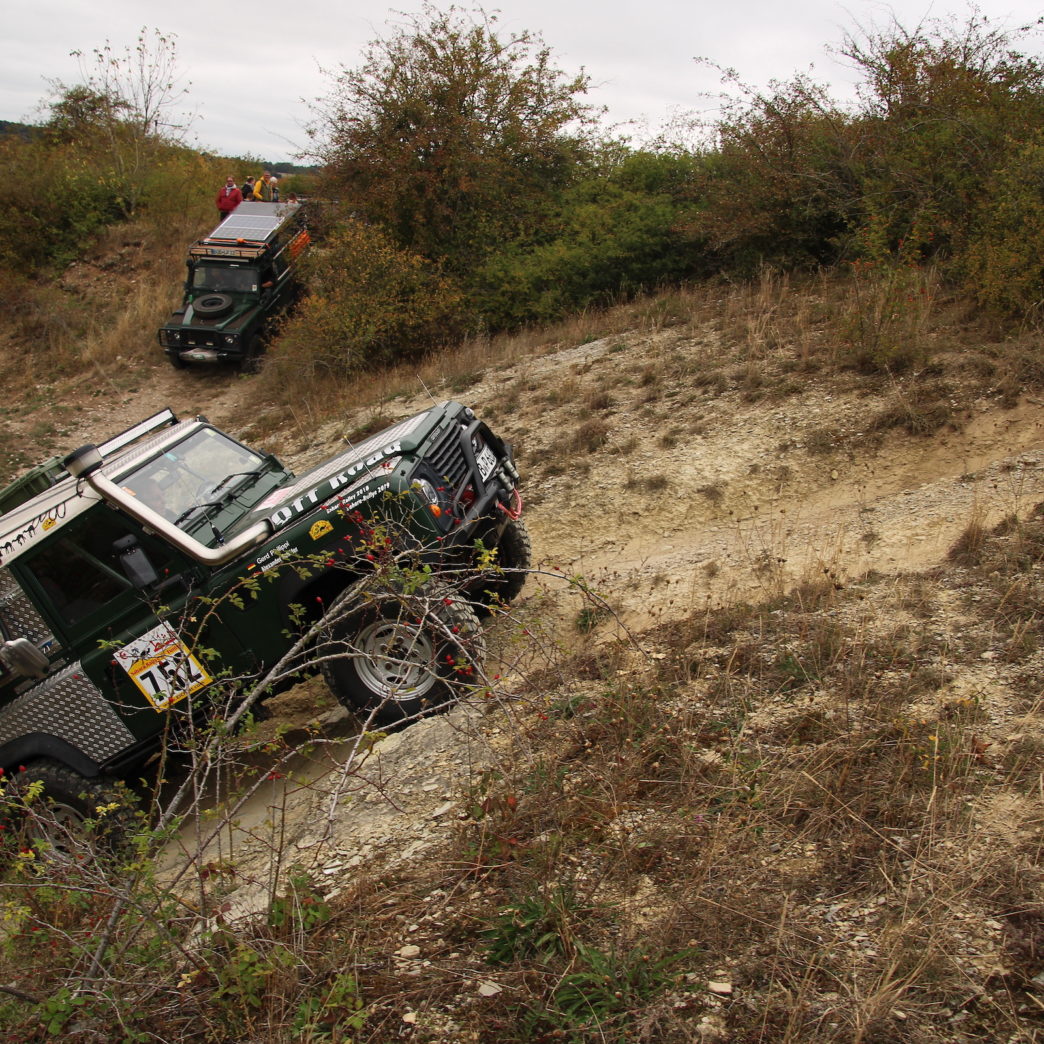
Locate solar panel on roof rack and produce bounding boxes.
[212,211,282,241]
[210,201,301,242]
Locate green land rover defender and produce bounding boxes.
[0,404,529,824]
[158,201,310,370]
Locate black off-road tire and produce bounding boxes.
[468,516,532,614]
[239,334,264,374]
[6,759,138,857]
[321,582,485,726]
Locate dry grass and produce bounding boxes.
[5,251,1044,1040]
[571,417,610,453]
[309,507,1043,1042]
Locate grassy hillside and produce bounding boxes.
[1,10,1043,1040]
[0,266,1042,1042]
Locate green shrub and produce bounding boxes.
[961,132,1044,318]
[0,139,124,270]
[474,156,704,326]
[263,218,466,384]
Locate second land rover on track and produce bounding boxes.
[158,200,310,370]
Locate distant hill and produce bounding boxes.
[226,156,319,175]
[0,119,38,142]
[271,161,319,175]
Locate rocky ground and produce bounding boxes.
[7,312,1044,1040]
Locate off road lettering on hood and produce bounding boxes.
[268,444,402,527]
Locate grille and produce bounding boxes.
[184,332,219,347]
[426,423,469,493]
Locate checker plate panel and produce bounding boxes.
[0,663,135,765]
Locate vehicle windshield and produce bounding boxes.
[192,265,258,294]
[120,427,277,537]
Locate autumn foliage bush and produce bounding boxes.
[961,132,1044,318]
[690,14,1044,316]
[261,218,466,389]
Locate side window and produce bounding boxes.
[28,537,128,627]
[20,510,179,632]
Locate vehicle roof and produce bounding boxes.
[0,411,206,567]
[198,201,303,250]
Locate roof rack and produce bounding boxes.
[190,201,304,261]
[98,408,177,458]
[0,409,178,519]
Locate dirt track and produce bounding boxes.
[33,326,1044,909]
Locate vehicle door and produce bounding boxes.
[11,508,243,748]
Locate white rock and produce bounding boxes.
[477,981,503,997]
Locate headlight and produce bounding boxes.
[224,335,238,346]
[412,478,444,518]
[413,478,439,505]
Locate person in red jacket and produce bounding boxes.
[216,175,243,220]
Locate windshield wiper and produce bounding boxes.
[208,467,267,497]
[173,469,267,526]
[171,467,272,543]
[172,491,238,542]
[173,501,220,529]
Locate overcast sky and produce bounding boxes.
[2,0,1042,163]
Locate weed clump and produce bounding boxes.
[572,418,610,453]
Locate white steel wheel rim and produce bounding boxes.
[36,800,89,859]
[355,618,438,702]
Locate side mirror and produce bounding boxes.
[0,638,49,679]
[113,535,159,589]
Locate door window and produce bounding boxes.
[19,510,181,636]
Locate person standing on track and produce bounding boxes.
[216,175,243,220]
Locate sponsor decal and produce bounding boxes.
[0,501,69,564]
[269,445,402,528]
[309,519,333,540]
[257,489,293,510]
[248,539,299,574]
[115,623,211,711]
[323,481,390,516]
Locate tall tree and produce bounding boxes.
[310,4,598,277]
[45,27,193,215]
